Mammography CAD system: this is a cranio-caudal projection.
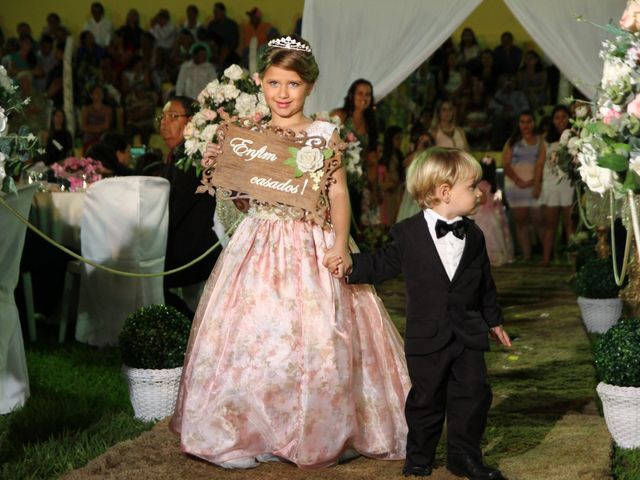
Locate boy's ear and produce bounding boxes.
[437,183,451,203]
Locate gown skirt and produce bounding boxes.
[170,213,411,469]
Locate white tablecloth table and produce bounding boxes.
[30,191,85,250]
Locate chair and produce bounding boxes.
[0,183,38,413]
[75,176,170,347]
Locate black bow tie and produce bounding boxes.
[435,219,466,240]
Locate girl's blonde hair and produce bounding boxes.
[406,147,481,209]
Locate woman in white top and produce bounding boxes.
[533,105,574,266]
[431,100,470,151]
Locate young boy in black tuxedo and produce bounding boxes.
[326,147,511,479]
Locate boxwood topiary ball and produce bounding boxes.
[119,304,192,369]
[575,257,621,299]
[594,318,640,387]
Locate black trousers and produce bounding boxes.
[405,337,492,467]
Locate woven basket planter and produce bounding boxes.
[577,297,622,333]
[597,382,640,449]
[122,365,182,421]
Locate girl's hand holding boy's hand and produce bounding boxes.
[490,326,512,347]
[323,249,352,278]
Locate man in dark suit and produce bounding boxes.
[159,96,221,316]
[327,148,511,479]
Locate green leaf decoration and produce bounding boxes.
[295,168,303,178]
[323,149,333,160]
[612,142,632,154]
[284,157,297,167]
[623,170,640,191]
[288,146,299,157]
[597,153,628,172]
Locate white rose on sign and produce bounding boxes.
[223,64,244,81]
[296,146,324,173]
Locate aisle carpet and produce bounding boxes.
[62,264,611,480]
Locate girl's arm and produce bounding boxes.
[324,132,352,275]
[502,143,524,187]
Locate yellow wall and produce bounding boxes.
[0,0,304,42]
[1,0,534,52]
[452,0,537,52]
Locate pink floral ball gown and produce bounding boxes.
[170,121,410,469]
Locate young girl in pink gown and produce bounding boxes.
[472,157,515,266]
[170,36,410,470]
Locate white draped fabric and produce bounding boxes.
[503,0,626,99]
[0,184,38,414]
[75,176,170,347]
[302,0,482,113]
[302,0,625,111]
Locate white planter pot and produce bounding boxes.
[597,382,640,449]
[122,365,183,421]
[577,297,622,333]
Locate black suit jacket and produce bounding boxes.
[161,154,220,288]
[348,213,503,355]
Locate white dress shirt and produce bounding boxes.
[175,60,217,100]
[423,209,465,281]
[83,18,112,47]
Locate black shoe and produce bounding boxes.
[447,454,505,480]
[402,462,433,477]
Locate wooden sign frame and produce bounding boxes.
[197,120,343,229]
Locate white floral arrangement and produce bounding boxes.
[571,8,640,195]
[179,64,270,175]
[0,65,41,194]
[311,111,364,192]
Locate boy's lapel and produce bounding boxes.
[414,214,451,284]
[451,218,479,284]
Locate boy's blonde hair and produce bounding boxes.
[406,147,482,209]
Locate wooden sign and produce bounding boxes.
[199,121,342,227]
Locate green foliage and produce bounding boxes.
[355,224,390,253]
[613,445,640,480]
[575,257,621,298]
[119,305,192,369]
[594,318,640,387]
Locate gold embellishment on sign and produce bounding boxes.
[197,119,344,230]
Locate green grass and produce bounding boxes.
[4,263,640,479]
[613,446,640,479]
[0,330,153,479]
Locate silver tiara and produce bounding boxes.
[267,36,312,53]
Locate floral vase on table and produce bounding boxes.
[50,157,104,192]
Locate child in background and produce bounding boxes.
[472,156,515,266]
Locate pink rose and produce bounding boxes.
[628,94,640,118]
[201,108,217,121]
[602,107,622,125]
[620,1,640,32]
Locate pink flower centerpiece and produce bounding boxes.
[50,156,103,191]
